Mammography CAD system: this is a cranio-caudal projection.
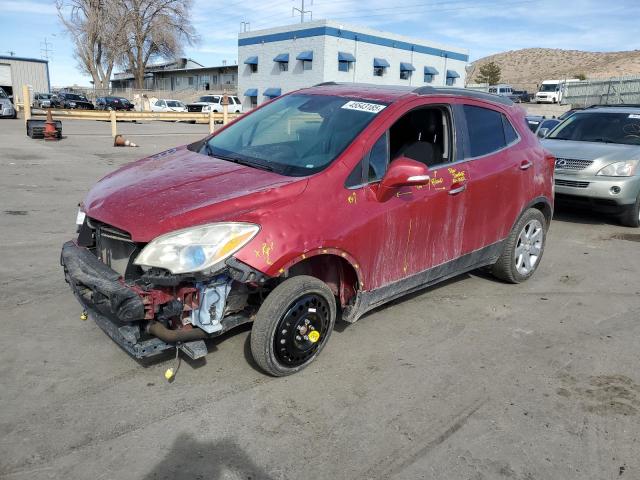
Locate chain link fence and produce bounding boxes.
[562,76,640,106]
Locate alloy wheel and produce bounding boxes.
[514,219,543,275]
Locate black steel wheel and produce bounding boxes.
[251,276,336,376]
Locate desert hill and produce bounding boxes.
[467,48,640,91]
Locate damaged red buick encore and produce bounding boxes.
[61,83,554,376]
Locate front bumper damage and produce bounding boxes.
[60,240,265,359]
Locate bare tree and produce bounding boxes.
[57,0,126,89]
[117,0,197,89]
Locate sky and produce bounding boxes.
[1,0,639,87]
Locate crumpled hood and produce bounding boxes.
[542,139,640,162]
[83,145,307,242]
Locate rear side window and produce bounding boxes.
[502,115,519,144]
[463,105,506,157]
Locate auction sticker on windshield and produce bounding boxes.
[341,101,386,113]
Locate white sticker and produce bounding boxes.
[341,101,386,114]
[76,209,86,226]
[628,114,640,119]
[308,308,317,313]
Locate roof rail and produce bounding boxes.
[585,103,640,109]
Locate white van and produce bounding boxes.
[535,79,581,104]
[488,84,514,97]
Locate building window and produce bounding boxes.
[303,60,312,71]
[400,70,412,80]
[250,97,257,108]
[279,62,288,72]
[373,66,385,77]
[250,64,258,73]
[446,77,455,86]
[338,61,351,72]
[188,76,194,86]
[424,74,434,83]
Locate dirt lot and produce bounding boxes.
[1,118,639,480]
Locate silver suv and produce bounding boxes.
[542,105,640,227]
[0,87,16,119]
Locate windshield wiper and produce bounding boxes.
[205,146,274,172]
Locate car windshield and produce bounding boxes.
[539,84,558,92]
[65,93,83,101]
[200,96,218,102]
[202,94,386,176]
[0,89,7,99]
[548,112,640,145]
[166,101,182,107]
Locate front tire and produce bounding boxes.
[492,208,547,283]
[250,275,336,377]
[620,195,640,228]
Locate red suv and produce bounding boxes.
[61,84,554,376]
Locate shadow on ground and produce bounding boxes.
[142,433,273,480]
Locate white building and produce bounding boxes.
[0,55,50,102]
[238,19,469,109]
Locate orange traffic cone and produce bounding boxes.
[44,109,58,141]
[113,134,138,147]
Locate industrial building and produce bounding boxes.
[0,55,50,102]
[111,57,238,92]
[238,19,469,109]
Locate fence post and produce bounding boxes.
[22,85,31,125]
[110,109,117,138]
[222,92,229,125]
[209,110,214,134]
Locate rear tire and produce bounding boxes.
[250,275,336,377]
[492,208,547,283]
[620,195,640,228]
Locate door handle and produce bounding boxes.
[520,160,533,170]
[448,184,467,195]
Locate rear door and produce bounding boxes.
[455,102,528,254]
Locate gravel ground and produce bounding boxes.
[1,118,639,480]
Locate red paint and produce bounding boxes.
[82,85,553,296]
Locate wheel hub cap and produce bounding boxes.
[514,219,543,276]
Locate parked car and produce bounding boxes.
[526,115,545,133]
[32,93,59,109]
[61,84,554,376]
[542,105,640,227]
[57,92,94,110]
[535,79,581,104]
[96,96,134,111]
[526,115,560,137]
[151,99,187,112]
[0,87,16,119]
[187,94,243,113]
[512,90,531,103]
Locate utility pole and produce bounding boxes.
[292,0,312,23]
[240,21,250,33]
[40,36,54,60]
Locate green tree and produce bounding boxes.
[475,61,501,85]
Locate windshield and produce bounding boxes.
[548,112,640,145]
[0,89,8,99]
[539,84,558,92]
[202,94,386,176]
[200,96,219,103]
[64,93,84,101]
[167,101,182,107]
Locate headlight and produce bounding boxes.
[596,160,639,177]
[69,101,76,107]
[134,223,260,274]
[202,105,211,112]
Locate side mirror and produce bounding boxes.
[537,127,550,138]
[377,157,431,201]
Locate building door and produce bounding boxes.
[0,64,12,88]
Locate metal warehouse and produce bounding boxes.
[0,55,50,102]
[238,19,469,109]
